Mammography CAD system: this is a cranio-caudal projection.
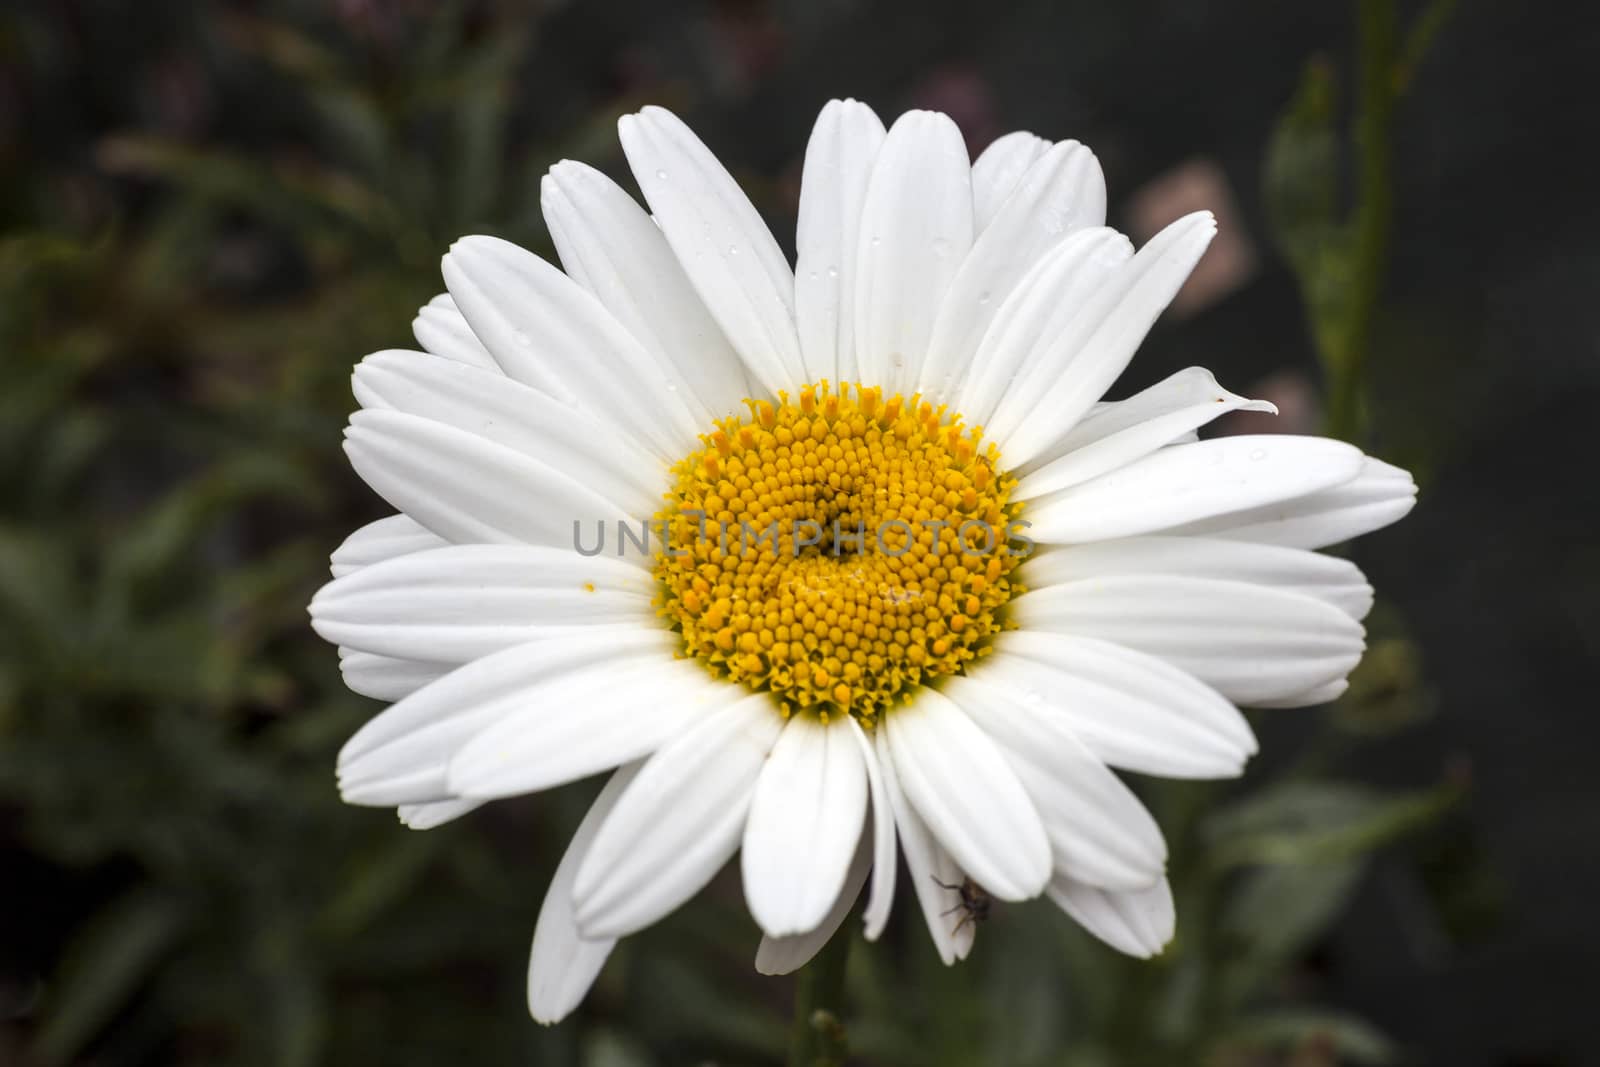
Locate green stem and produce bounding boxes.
[1326,0,1397,443]
[786,930,851,1067]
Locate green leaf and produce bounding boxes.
[31,890,186,1066]
[319,831,444,937]
[444,28,529,230]
[99,453,319,610]
[582,1027,657,1067]
[1216,1008,1399,1064]
[1396,0,1462,94]
[1218,859,1368,1007]
[95,135,389,237]
[0,523,79,659]
[1205,779,1461,868]
[1264,58,1340,260]
[1263,56,1357,369]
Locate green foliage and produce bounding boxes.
[0,2,1474,1065]
[1265,58,1349,371]
[1265,0,1459,444]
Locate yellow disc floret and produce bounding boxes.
[653,382,1025,726]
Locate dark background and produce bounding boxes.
[2,1,1596,1065]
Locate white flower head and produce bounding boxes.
[310,99,1416,1023]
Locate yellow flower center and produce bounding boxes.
[653,382,1025,726]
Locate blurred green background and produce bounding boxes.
[2,2,1596,1065]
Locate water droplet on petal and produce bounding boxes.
[1250,448,1267,461]
[655,169,669,180]
[826,265,839,278]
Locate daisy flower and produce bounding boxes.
[310,99,1416,1022]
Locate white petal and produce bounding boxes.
[970,131,1052,232]
[755,828,870,976]
[1025,434,1365,545]
[1014,368,1278,495]
[1020,535,1375,620]
[542,161,750,421]
[874,727,974,963]
[618,106,804,394]
[1253,678,1350,708]
[343,409,635,552]
[849,717,897,941]
[339,648,449,702]
[986,212,1218,465]
[883,689,1051,902]
[336,628,673,805]
[1041,367,1265,454]
[1010,575,1366,706]
[1047,874,1174,958]
[528,763,639,1024]
[853,110,973,397]
[447,654,738,801]
[943,674,1167,890]
[957,227,1133,428]
[412,293,500,372]
[442,235,699,457]
[920,140,1106,402]
[1168,456,1418,550]
[574,694,782,939]
[971,631,1256,779]
[795,99,887,385]
[741,714,869,938]
[398,797,484,829]
[329,514,445,578]
[352,350,666,517]
[311,544,658,664]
